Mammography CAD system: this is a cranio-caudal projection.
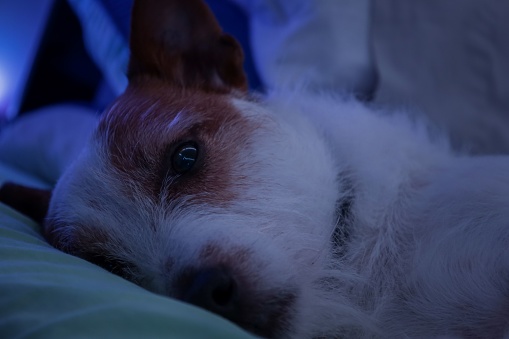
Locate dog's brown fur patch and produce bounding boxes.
[96,82,256,207]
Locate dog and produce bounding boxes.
[2,0,509,337]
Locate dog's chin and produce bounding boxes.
[173,268,299,338]
[225,289,298,339]
[164,245,302,338]
[43,217,301,338]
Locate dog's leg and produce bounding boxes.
[0,182,51,224]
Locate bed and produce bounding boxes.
[2,0,509,338]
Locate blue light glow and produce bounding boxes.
[0,0,54,119]
[0,66,7,100]
[0,65,8,119]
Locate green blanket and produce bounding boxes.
[0,162,255,339]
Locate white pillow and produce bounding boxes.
[0,104,98,184]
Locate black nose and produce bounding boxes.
[179,267,239,319]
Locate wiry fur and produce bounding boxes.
[40,0,509,338]
[45,88,509,338]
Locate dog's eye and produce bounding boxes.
[172,142,199,174]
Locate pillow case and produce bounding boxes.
[0,104,98,185]
[372,0,509,154]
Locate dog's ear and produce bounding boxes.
[0,182,51,224]
[128,0,247,92]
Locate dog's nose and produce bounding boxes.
[179,267,239,318]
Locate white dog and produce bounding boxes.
[2,0,509,337]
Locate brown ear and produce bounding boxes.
[128,0,247,92]
[0,182,51,224]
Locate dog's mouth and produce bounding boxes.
[174,265,298,338]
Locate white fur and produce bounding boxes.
[48,88,509,338]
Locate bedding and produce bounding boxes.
[0,104,98,185]
[0,166,255,338]
[233,0,509,155]
[372,0,509,155]
[4,1,509,337]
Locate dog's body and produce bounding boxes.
[2,0,509,338]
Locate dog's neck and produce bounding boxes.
[263,91,452,233]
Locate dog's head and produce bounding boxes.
[2,0,350,337]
